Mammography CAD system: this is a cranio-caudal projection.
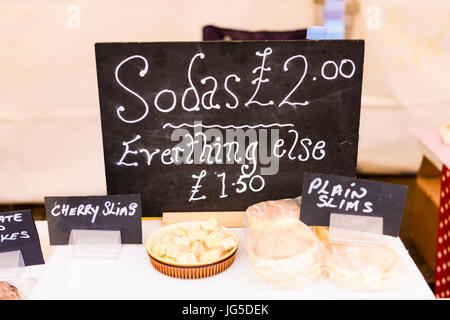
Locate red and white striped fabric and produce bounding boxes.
[436,165,450,299]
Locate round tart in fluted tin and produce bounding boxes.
[146,218,238,279]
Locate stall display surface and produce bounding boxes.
[22,220,433,300]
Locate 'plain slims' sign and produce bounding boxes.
[95,41,365,217]
[44,195,142,245]
[0,210,44,266]
[300,172,408,236]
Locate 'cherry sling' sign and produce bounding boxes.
[45,194,142,245]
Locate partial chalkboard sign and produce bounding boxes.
[300,172,408,236]
[95,41,364,217]
[0,210,44,266]
[44,195,142,245]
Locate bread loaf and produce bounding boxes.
[245,199,326,288]
[0,281,20,300]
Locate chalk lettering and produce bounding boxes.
[115,55,149,123]
[280,55,308,107]
[245,47,274,107]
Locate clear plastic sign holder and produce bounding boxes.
[329,213,384,245]
[0,250,25,281]
[68,229,122,259]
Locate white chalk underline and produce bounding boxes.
[162,123,295,129]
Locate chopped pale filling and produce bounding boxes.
[151,217,236,265]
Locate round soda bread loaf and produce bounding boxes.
[246,199,300,231]
[245,199,326,288]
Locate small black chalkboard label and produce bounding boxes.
[300,172,408,236]
[44,194,142,245]
[0,210,44,266]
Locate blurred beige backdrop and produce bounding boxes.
[0,0,449,203]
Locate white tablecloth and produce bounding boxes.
[18,220,434,300]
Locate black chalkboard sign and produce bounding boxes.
[95,41,364,217]
[300,172,408,236]
[44,195,142,245]
[0,210,44,266]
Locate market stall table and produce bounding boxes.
[20,220,434,300]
